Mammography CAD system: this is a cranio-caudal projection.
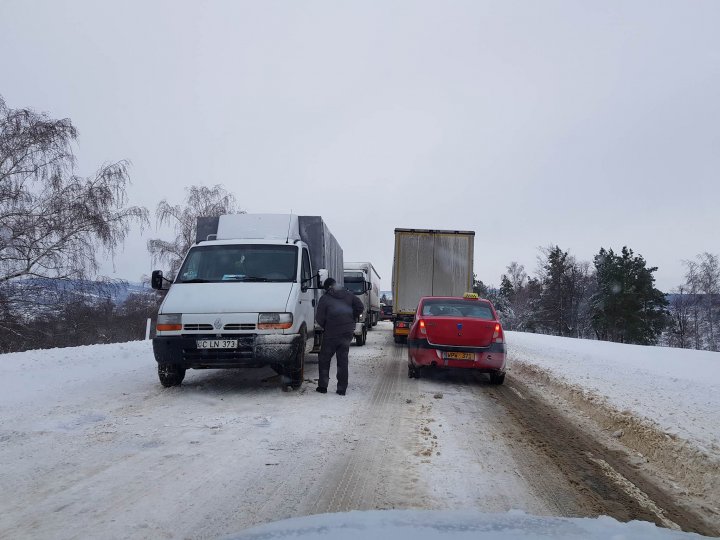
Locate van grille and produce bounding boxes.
[183,324,214,331]
[224,323,256,331]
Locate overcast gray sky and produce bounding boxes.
[2,0,719,291]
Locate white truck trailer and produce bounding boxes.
[391,228,475,343]
[151,214,344,389]
[343,261,381,346]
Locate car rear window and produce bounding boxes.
[421,299,495,320]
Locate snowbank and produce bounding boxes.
[506,332,720,458]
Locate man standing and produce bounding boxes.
[315,277,364,395]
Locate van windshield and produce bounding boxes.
[176,245,298,283]
[345,280,365,294]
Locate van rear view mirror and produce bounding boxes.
[151,270,164,290]
[318,268,329,289]
[152,270,172,290]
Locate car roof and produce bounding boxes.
[420,296,493,303]
[419,296,495,308]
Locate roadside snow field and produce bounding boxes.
[506,331,720,458]
[2,326,718,538]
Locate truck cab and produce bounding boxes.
[344,262,381,346]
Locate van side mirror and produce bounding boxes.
[151,270,166,290]
[366,281,372,293]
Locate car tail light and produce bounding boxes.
[419,319,426,335]
[492,323,504,343]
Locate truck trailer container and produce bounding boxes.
[391,228,474,342]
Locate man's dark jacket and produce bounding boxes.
[316,288,365,338]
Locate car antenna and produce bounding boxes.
[285,210,293,244]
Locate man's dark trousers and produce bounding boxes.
[318,333,353,392]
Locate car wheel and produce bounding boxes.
[408,365,419,379]
[489,372,505,385]
[394,336,404,344]
[158,363,186,387]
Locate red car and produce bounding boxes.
[406,294,506,384]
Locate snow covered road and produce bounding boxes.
[1,323,718,538]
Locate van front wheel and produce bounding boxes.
[158,363,186,387]
[287,336,306,389]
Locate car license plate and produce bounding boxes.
[196,339,237,349]
[445,351,474,360]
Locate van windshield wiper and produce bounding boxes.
[240,276,271,282]
[179,278,210,283]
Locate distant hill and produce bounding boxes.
[3,278,157,317]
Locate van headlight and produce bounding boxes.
[157,313,182,332]
[258,313,293,330]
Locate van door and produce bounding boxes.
[300,248,315,351]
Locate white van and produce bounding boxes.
[151,214,344,389]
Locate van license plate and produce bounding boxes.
[196,339,237,349]
[445,352,474,360]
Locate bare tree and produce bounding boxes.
[665,285,695,349]
[697,253,720,351]
[683,260,703,349]
[506,261,527,292]
[683,253,720,351]
[147,185,241,276]
[0,96,148,284]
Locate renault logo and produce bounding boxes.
[213,318,223,330]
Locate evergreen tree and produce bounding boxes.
[472,274,488,297]
[537,246,575,336]
[499,274,514,301]
[590,247,668,345]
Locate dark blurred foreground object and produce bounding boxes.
[229,509,708,540]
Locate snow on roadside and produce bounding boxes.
[506,331,720,458]
[0,341,154,413]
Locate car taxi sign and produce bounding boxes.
[463,292,479,299]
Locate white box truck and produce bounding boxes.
[391,228,475,343]
[343,261,381,346]
[151,214,343,389]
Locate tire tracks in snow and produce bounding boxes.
[309,340,421,513]
[489,374,719,537]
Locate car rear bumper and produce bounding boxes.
[407,339,506,371]
[153,333,302,369]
